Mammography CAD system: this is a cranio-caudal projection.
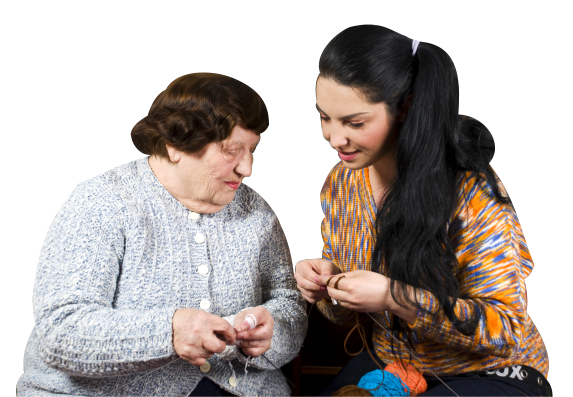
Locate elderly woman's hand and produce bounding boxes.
[172,308,237,366]
[233,306,274,357]
[294,258,341,303]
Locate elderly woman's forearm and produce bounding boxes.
[37,304,179,377]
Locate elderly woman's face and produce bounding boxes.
[169,126,260,212]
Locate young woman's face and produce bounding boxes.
[316,77,396,170]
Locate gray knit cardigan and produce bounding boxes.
[17,157,308,396]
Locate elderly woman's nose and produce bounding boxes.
[235,152,253,177]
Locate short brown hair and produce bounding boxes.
[131,73,268,157]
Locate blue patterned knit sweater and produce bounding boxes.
[17,157,308,396]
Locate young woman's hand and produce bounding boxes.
[315,270,418,324]
[315,270,389,312]
[294,258,341,303]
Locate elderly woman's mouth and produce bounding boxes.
[225,181,240,190]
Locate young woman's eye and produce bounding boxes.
[320,115,330,122]
[320,116,364,129]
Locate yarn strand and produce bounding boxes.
[344,314,386,392]
[240,356,251,396]
[364,312,460,397]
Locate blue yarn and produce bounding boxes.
[357,369,410,397]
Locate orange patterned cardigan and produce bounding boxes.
[317,162,549,376]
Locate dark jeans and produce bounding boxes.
[318,350,550,396]
[189,377,235,396]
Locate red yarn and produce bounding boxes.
[385,361,428,396]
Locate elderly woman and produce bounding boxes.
[17,73,307,396]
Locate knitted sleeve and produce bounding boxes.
[251,208,308,369]
[407,173,532,358]
[33,181,178,378]
[316,166,355,325]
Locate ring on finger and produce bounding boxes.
[334,276,345,290]
[326,276,335,287]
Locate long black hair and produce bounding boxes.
[319,25,510,353]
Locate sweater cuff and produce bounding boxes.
[407,289,440,331]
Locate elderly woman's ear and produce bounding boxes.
[166,144,181,164]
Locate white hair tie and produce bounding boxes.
[412,40,420,56]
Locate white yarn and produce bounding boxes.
[217,312,257,361]
[218,345,241,361]
[240,356,252,396]
[218,314,241,361]
[244,314,258,330]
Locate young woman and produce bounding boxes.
[295,25,550,396]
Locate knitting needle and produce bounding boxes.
[260,352,299,393]
[255,303,318,397]
[236,313,300,393]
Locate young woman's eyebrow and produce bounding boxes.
[316,104,368,120]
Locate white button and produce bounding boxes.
[188,212,200,220]
[229,376,237,388]
[200,299,211,310]
[198,265,209,275]
[194,233,205,243]
[200,362,210,373]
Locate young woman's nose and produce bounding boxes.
[323,128,348,150]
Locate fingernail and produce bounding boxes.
[313,277,319,282]
[321,286,326,290]
[237,333,243,339]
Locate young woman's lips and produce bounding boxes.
[338,150,360,161]
[225,181,240,190]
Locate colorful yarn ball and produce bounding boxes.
[385,361,428,396]
[357,369,409,396]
